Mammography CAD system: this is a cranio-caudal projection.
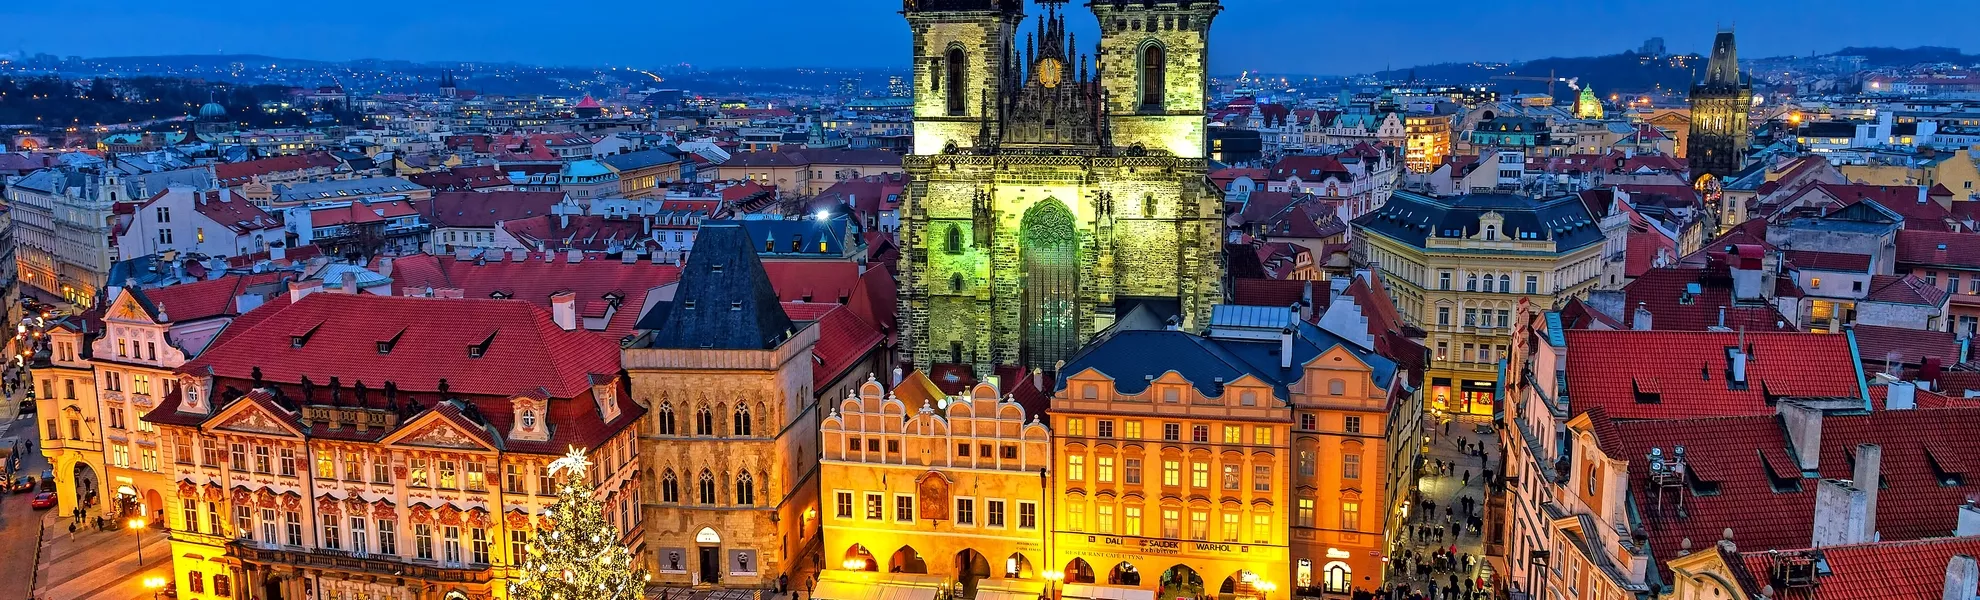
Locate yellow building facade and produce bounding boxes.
[1053,346,1293,600]
[1404,114,1453,174]
[1354,191,1604,416]
[817,373,1051,600]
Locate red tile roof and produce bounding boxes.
[500,215,653,253]
[1269,155,1349,181]
[309,198,422,226]
[425,191,567,229]
[1616,266,1793,332]
[1865,274,1951,306]
[1852,323,1963,371]
[144,188,282,234]
[214,152,342,186]
[760,260,898,343]
[180,293,621,399]
[1734,537,1980,600]
[1897,230,1980,270]
[786,303,885,388]
[1783,250,1872,273]
[1232,279,1313,309]
[1564,330,1863,420]
[386,253,680,340]
[1613,407,1980,582]
[142,272,287,324]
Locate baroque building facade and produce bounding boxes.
[1351,191,1604,417]
[897,0,1225,372]
[1686,30,1752,182]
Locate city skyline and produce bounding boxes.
[1,0,1972,74]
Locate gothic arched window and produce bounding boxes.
[661,470,680,503]
[1140,43,1167,109]
[733,405,752,437]
[951,274,965,293]
[698,470,717,504]
[945,225,964,254]
[656,405,676,435]
[736,472,756,506]
[695,407,714,436]
[946,47,968,116]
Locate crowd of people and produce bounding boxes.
[1378,416,1497,600]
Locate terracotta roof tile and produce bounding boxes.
[1734,537,1980,600]
[1564,330,1862,420]
[1896,230,1980,270]
[1865,274,1951,306]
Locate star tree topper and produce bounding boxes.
[548,446,591,478]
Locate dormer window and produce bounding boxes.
[467,332,495,359]
[522,410,538,430]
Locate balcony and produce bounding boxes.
[228,542,495,584]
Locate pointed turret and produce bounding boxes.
[1703,29,1740,86]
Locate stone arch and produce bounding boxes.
[1107,560,1143,586]
[844,544,878,571]
[955,549,992,595]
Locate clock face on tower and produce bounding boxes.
[1036,58,1063,88]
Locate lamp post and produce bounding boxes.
[1041,569,1064,600]
[143,576,167,600]
[128,518,148,565]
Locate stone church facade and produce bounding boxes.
[897,0,1227,372]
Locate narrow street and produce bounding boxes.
[1389,412,1496,600]
[0,408,52,600]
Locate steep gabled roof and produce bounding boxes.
[644,224,796,350]
[1564,330,1862,420]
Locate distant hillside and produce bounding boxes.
[1820,46,1978,67]
[1375,51,1705,102]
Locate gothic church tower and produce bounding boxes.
[898,0,1224,374]
[1687,29,1752,182]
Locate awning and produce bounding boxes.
[813,572,946,600]
[975,589,1037,600]
[1061,584,1154,600]
[813,581,867,600]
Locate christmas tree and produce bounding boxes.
[509,447,650,600]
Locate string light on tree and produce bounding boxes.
[508,447,650,600]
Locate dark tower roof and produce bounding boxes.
[646,223,796,350]
[1702,30,1742,87]
[440,70,456,88]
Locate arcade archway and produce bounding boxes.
[1107,561,1141,586]
[1004,553,1034,579]
[1156,565,1204,600]
[843,544,878,571]
[955,549,991,597]
[1063,557,1096,584]
[888,545,928,574]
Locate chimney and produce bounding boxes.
[1779,401,1824,472]
[288,280,322,302]
[1958,503,1980,537]
[1632,302,1653,330]
[1946,556,1978,600]
[1728,346,1749,385]
[1887,381,1917,410]
[1716,306,1728,330]
[271,245,286,261]
[1280,327,1296,370]
[511,248,528,262]
[378,256,394,278]
[550,291,577,331]
[1810,478,1870,547]
[1854,443,1881,542]
[339,272,359,294]
[566,249,582,264]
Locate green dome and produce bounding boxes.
[199,102,227,118]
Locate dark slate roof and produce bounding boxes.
[715,216,861,258]
[597,148,681,172]
[1352,190,1603,253]
[642,223,796,350]
[1058,315,1398,403]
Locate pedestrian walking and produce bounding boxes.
[1462,470,1471,486]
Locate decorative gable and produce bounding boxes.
[211,400,301,438]
[509,392,551,443]
[592,377,621,423]
[399,420,487,450]
[177,371,213,416]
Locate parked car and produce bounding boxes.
[29,492,55,509]
[8,477,35,493]
[38,470,55,493]
[16,399,34,415]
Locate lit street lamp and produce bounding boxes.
[128,518,148,565]
[143,576,167,600]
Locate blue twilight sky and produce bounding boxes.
[1,0,1971,74]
